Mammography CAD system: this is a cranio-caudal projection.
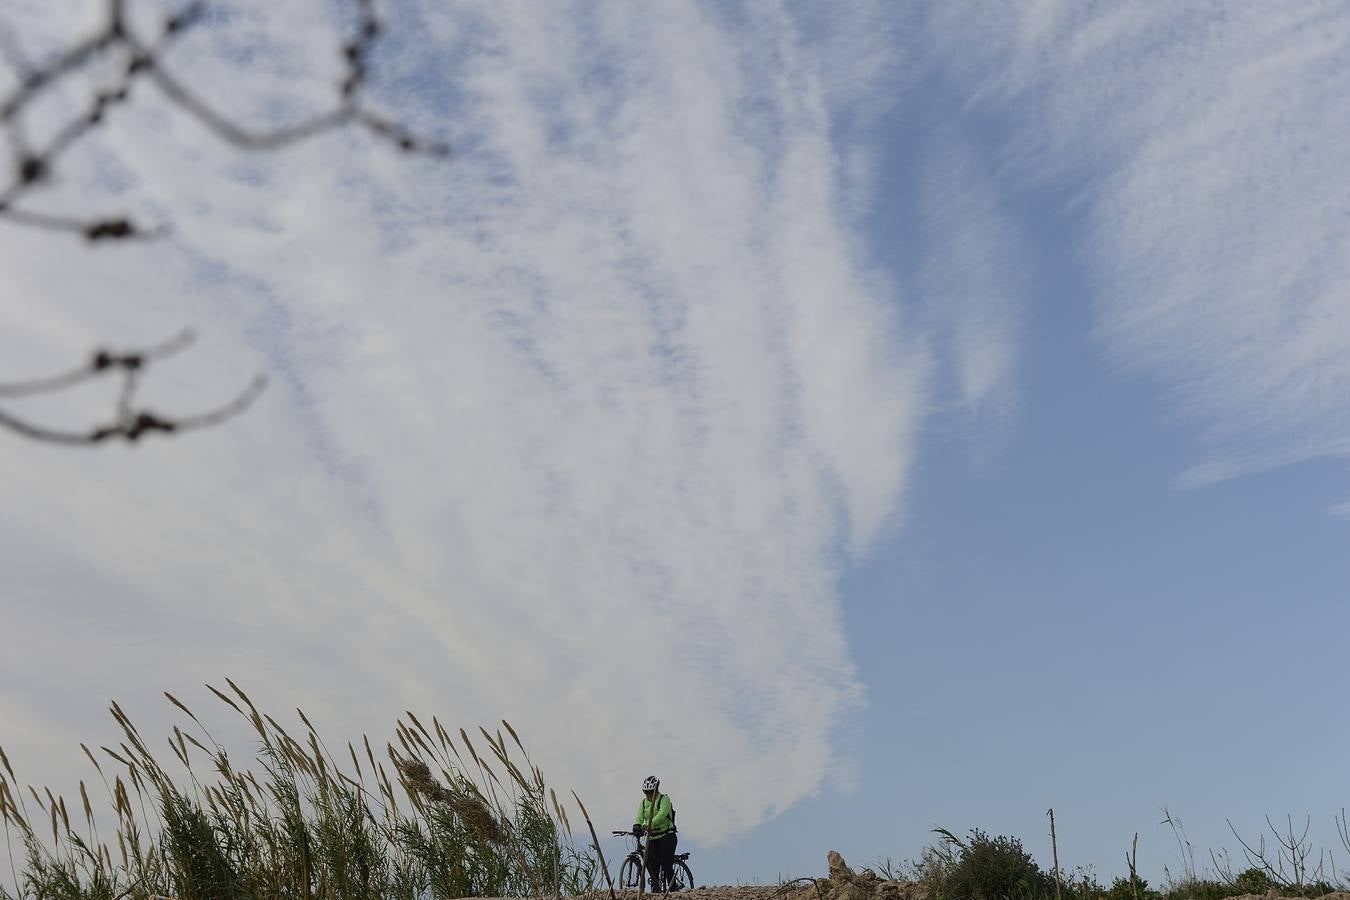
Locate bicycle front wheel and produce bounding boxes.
[618,856,645,890]
[671,860,694,891]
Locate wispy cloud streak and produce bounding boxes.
[923,1,1350,500]
[0,0,923,840]
[917,122,1024,451]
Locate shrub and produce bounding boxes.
[905,843,959,897]
[1230,869,1274,895]
[936,829,1059,900]
[1106,875,1163,900]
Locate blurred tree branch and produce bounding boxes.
[0,0,451,445]
[0,330,266,444]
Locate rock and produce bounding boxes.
[817,852,926,900]
[827,851,856,883]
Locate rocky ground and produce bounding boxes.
[574,850,927,900]
[567,852,1350,900]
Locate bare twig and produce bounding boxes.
[0,329,193,399]
[0,0,455,444]
[1335,810,1350,889]
[771,876,825,900]
[1226,815,1319,889]
[0,0,449,240]
[0,330,265,445]
[1210,847,1237,887]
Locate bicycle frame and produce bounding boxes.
[611,829,693,892]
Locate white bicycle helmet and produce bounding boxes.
[642,775,660,792]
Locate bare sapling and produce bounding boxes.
[1048,808,1062,900]
[1126,832,1139,900]
[1335,809,1350,889]
[1228,814,1323,889]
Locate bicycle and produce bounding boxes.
[610,829,694,892]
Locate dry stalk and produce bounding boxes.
[1048,808,1062,900]
[572,790,616,900]
[1126,832,1139,900]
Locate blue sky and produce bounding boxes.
[2,0,1348,891]
[694,8,1350,880]
[702,239,1350,884]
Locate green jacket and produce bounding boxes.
[635,793,675,839]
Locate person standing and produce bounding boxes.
[634,775,677,891]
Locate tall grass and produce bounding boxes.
[0,681,598,900]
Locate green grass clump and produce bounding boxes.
[0,682,598,900]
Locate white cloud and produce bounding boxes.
[923,1,1350,498]
[0,0,924,843]
[916,122,1025,454]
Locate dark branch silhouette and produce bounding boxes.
[0,0,451,445]
[0,330,266,445]
[1226,815,1326,890]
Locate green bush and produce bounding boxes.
[937,829,1059,900]
[1227,869,1274,896]
[1106,875,1163,900]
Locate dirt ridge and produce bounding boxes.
[560,853,1350,900]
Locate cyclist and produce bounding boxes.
[633,775,677,891]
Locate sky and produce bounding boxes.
[2,0,1348,890]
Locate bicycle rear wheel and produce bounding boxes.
[671,859,694,891]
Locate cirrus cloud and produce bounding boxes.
[922,1,1350,502]
[0,0,924,842]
